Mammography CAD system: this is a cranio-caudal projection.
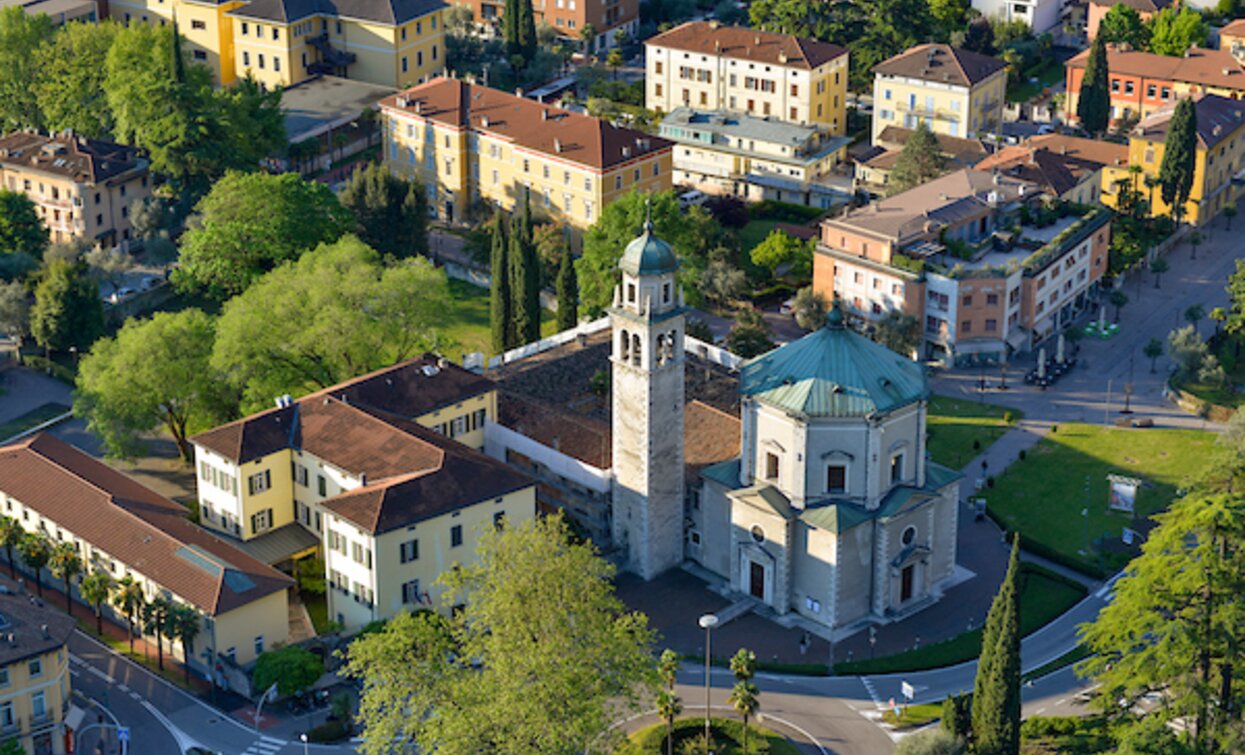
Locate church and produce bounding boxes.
[600,216,963,632]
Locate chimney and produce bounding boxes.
[622,146,632,158]
[542,109,549,120]
[778,51,788,64]
[515,87,524,97]
[754,35,760,45]
[481,115,490,127]
[414,101,423,114]
[360,473,367,486]
[708,19,720,29]
[715,40,721,52]
[40,625,47,639]
[554,138,563,153]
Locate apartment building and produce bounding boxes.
[0,591,74,755]
[975,134,1128,205]
[972,0,1063,32]
[645,21,849,135]
[1101,94,1245,225]
[190,355,536,632]
[0,0,98,25]
[454,0,638,51]
[1065,45,1245,125]
[380,77,672,234]
[871,44,1007,142]
[107,0,445,88]
[1086,0,1175,39]
[0,434,293,670]
[1224,19,1245,62]
[658,107,850,209]
[813,169,1111,364]
[0,132,150,250]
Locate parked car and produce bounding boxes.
[678,190,708,209]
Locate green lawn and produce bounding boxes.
[835,563,1086,675]
[303,592,333,635]
[986,423,1218,574]
[882,702,942,729]
[737,219,783,253]
[0,402,72,443]
[926,395,1021,470]
[621,717,799,755]
[439,278,557,360]
[1007,58,1064,103]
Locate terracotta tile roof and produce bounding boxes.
[299,397,445,481]
[1223,19,1245,37]
[379,78,673,171]
[0,434,292,616]
[683,401,741,484]
[873,44,1007,87]
[1022,134,1130,168]
[0,585,75,668]
[973,135,1125,196]
[498,392,611,468]
[645,21,847,70]
[0,132,148,185]
[1088,0,1172,10]
[1066,45,1245,91]
[1132,93,1245,149]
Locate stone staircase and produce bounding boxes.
[715,595,760,627]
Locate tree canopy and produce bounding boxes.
[973,536,1022,755]
[0,190,48,262]
[889,121,948,194]
[253,645,324,698]
[34,20,120,138]
[75,309,228,462]
[1097,4,1150,50]
[749,229,812,278]
[1158,97,1197,222]
[1146,7,1208,57]
[212,236,451,413]
[338,162,429,259]
[30,259,103,353]
[175,171,353,298]
[1077,34,1110,135]
[0,7,55,133]
[341,514,656,755]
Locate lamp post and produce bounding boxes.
[300,733,309,755]
[698,613,719,752]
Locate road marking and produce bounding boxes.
[87,666,112,683]
[69,669,79,678]
[861,677,882,707]
[259,735,284,745]
[117,684,128,692]
[129,691,141,701]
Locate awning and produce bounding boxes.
[230,523,320,566]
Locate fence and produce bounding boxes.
[483,420,611,494]
[482,317,611,370]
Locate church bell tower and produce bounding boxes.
[609,205,686,580]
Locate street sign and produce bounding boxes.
[117,727,130,743]
[901,681,915,702]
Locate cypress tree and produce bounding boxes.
[517,0,537,62]
[489,213,511,355]
[1158,97,1198,224]
[556,236,579,332]
[508,192,536,347]
[1077,35,1110,136]
[972,534,1022,755]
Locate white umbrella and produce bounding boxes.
[1056,333,1066,364]
[1037,347,1047,380]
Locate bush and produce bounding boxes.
[20,355,74,383]
[749,200,824,224]
[307,719,349,743]
[1021,716,1080,739]
[895,729,965,755]
[1018,449,1027,461]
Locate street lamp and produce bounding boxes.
[698,613,718,752]
[300,733,309,755]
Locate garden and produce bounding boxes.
[439,278,557,359]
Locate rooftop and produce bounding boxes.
[974,135,1127,196]
[0,586,75,669]
[0,434,292,616]
[0,132,147,185]
[227,0,444,25]
[660,107,820,150]
[1224,18,1245,37]
[281,75,398,142]
[645,21,847,70]
[873,44,1007,87]
[1132,93,1245,149]
[1067,45,1245,91]
[379,77,673,171]
[858,126,990,173]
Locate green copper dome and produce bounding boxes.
[739,308,928,418]
[619,215,678,276]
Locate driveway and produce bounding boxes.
[0,367,72,425]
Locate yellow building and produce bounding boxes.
[1221,18,1245,62]
[0,589,74,755]
[107,0,445,88]
[1101,94,1245,226]
[380,77,673,233]
[643,21,850,135]
[0,434,293,671]
[871,44,1007,142]
[191,355,537,632]
[0,132,151,250]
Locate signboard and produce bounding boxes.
[1107,475,1142,514]
[901,681,915,702]
[117,727,130,743]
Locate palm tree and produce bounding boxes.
[728,680,760,753]
[1144,175,1160,215]
[1144,337,1164,373]
[1128,163,1143,196]
[1226,203,1238,231]
[79,571,113,636]
[655,689,682,755]
[143,595,172,671]
[0,518,22,579]
[112,576,145,654]
[17,533,51,598]
[48,542,81,616]
[1151,257,1169,289]
[657,648,680,692]
[1210,306,1228,336]
[729,648,757,683]
[1185,304,1206,333]
[168,604,202,685]
[1189,230,1203,260]
[1109,289,1129,323]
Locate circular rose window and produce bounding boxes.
[750,525,765,544]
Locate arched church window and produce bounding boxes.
[655,334,666,365]
[750,525,765,544]
[631,333,642,366]
[901,526,917,547]
[620,330,630,361]
[626,282,637,303]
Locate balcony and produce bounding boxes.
[893,101,960,122]
[307,33,357,75]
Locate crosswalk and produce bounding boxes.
[242,735,286,755]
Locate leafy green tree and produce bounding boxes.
[728,680,760,753]
[873,310,922,357]
[48,542,81,617]
[1158,98,1197,225]
[578,190,716,314]
[167,603,201,685]
[1144,337,1164,373]
[792,286,827,330]
[929,0,970,37]
[890,121,947,194]
[0,281,29,348]
[1147,7,1208,56]
[112,575,144,654]
[972,535,1021,755]
[30,259,103,354]
[341,513,656,755]
[18,532,51,599]
[1227,259,1245,339]
[509,191,541,345]
[655,689,682,755]
[701,258,747,307]
[34,20,120,138]
[75,309,226,462]
[0,738,24,755]
[253,645,323,697]
[1110,288,1129,322]
[338,162,429,259]
[1209,306,1227,336]
[0,7,55,132]
[1185,303,1206,330]
[1078,34,1111,135]
[1151,257,1170,288]
[960,17,996,55]
[489,213,512,354]
[175,171,352,298]
[0,190,48,261]
[1097,4,1150,50]
[80,570,113,637]
[730,648,757,682]
[212,236,451,413]
[940,693,972,739]
[1079,491,1245,753]
[727,309,775,358]
[555,240,578,331]
[142,595,172,671]
[750,229,813,278]
[208,75,286,178]
[0,518,20,579]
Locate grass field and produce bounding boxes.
[835,563,1086,675]
[0,402,71,443]
[439,278,557,360]
[303,592,333,635]
[882,702,942,729]
[926,395,1021,470]
[736,219,783,254]
[986,423,1218,573]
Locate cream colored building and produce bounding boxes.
[0,434,293,672]
[0,132,150,250]
[0,590,74,755]
[380,77,672,233]
[645,21,849,135]
[0,0,97,25]
[871,44,1007,142]
[190,355,537,633]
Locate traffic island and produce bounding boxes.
[618,717,800,755]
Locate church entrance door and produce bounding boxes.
[900,564,914,603]
[749,561,765,600]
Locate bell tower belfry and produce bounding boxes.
[609,205,686,580]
